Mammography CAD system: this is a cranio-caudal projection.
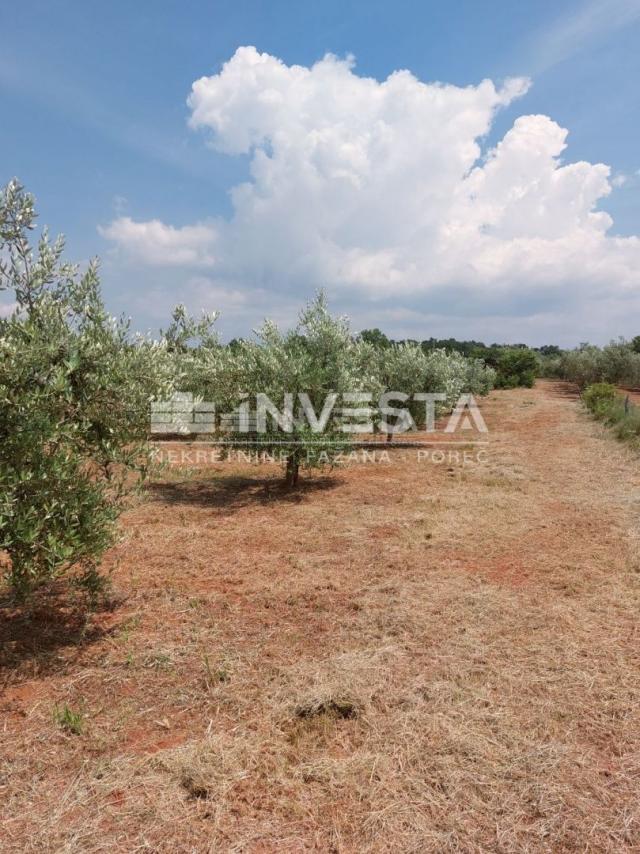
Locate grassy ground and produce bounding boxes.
[2,380,640,851]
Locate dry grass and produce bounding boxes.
[2,380,640,851]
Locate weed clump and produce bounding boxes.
[53,703,84,735]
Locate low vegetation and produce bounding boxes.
[52,702,84,736]
[582,381,640,446]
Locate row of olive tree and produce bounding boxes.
[361,329,539,388]
[549,340,640,389]
[165,298,385,483]
[168,299,497,482]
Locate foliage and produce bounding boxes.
[420,340,538,389]
[611,406,640,442]
[599,340,640,386]
[374,342,429,433]
[358,327,391,350]
[537,353,564,379]
[163,303,219,354]
[0,179,172,596]
[426,347,495,400]
[582,383,618,415]
[537,344,562,357]
[213,293,378,485]
[199,304,497,472]
[581,382,640,446]
[373,344,493,431]
[490,348,538,389]
[360,335,541,389]
[463,356,497,396]
[421,336,489,357]
[560,345,603,389]
[160,302,221,403]
[559,340,640,389]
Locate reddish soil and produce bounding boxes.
[2,380,640,851]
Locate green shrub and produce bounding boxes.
[582,382,618,416]
[495,348,538,389]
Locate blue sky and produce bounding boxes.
[1,0,639,345]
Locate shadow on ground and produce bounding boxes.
[147,472,342,513]
[545,381,580,400]
[0,588,120,680]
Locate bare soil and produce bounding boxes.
[2,380,640,852]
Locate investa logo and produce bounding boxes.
[150,392,488,435]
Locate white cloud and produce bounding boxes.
[99,217,217,266]
[100,47,640,339]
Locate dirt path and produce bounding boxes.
[2,381,640,852]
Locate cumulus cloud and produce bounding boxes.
[99,217,217,266]
[100,46,640,337]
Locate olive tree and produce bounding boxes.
[216,294,379,486]
[0,180,172,596]
[559,344,603,389]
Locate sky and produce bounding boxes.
[1,0,640,346]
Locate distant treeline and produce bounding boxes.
[355,329,640,391]
[357,329,543,389]
[358,328,560,358]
